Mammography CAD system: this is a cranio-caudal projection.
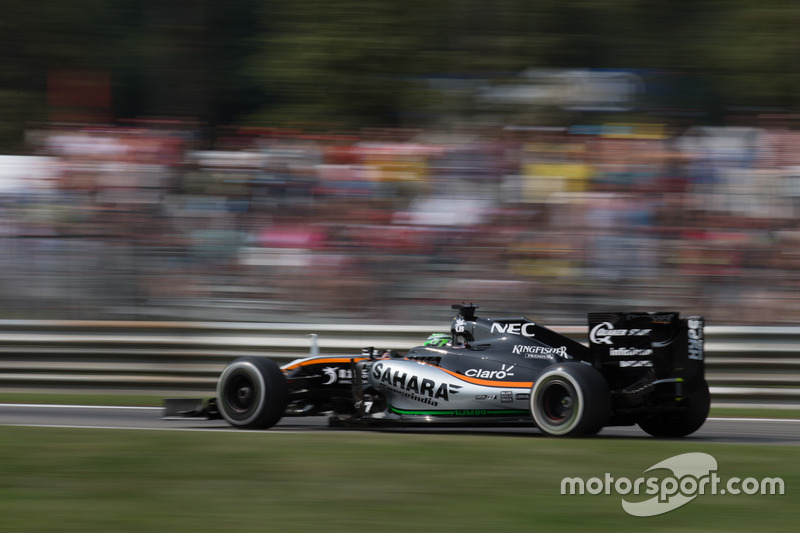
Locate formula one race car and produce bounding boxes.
[165,304,709,437]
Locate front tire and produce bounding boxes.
[217,357,288,429]
[637,379,710,438]
[530,363,611,437]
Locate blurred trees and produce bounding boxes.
[1,0,799,149]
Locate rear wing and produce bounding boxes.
[588,312,704,380]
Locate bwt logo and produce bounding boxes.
[561,452,785,517]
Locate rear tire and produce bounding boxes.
[217,357,288,429]
[637,379,710,438]
[530,363,611,437]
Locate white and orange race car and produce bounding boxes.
[166,304,708,437]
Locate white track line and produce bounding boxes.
[3,405,800,431]
[0,403,161,410]
[0,423,305,433]
[3,404,800,422]
[709,417,800,423]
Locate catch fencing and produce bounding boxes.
[0,321,798,408]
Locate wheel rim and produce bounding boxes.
[225,372,257,414]
[531,370,585,435]
[218,361,266,425]
[541,381,574,423]
[540,379,575,425]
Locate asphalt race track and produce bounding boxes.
[1,403,799,444]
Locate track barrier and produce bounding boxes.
[0,321,797,408]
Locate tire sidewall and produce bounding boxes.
[530,368,586,436]
[530,363,610,437]
[217,357,287,429]
[637,379,710,438]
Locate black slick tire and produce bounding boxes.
[217,357,288,429]
[530,363,611,437]
[637,379,710,438]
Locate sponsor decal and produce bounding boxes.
[453,409,490,416]
[561,452,785,517]
[590,322,652,345]
[475,394,498,401]
[515,393,531,400]
[322,367,338,385]
[391,406,530,417]
[372,362,461,405]
[465,364,516,380]
[491,322,536,337]
[322,366,368,385]
[627,312,676,324]
[453,317,467,333]
[609,347,654,357]
[687,318,704,361]
[619,360,654,368]
[500,390,513,403]
[513,345,567,357]
[649,313,676,324]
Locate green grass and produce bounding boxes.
[0,427,795,532]
[0,392,169,407]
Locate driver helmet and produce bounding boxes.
[423,333,452,347]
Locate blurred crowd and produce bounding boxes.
[3,117,800,325]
